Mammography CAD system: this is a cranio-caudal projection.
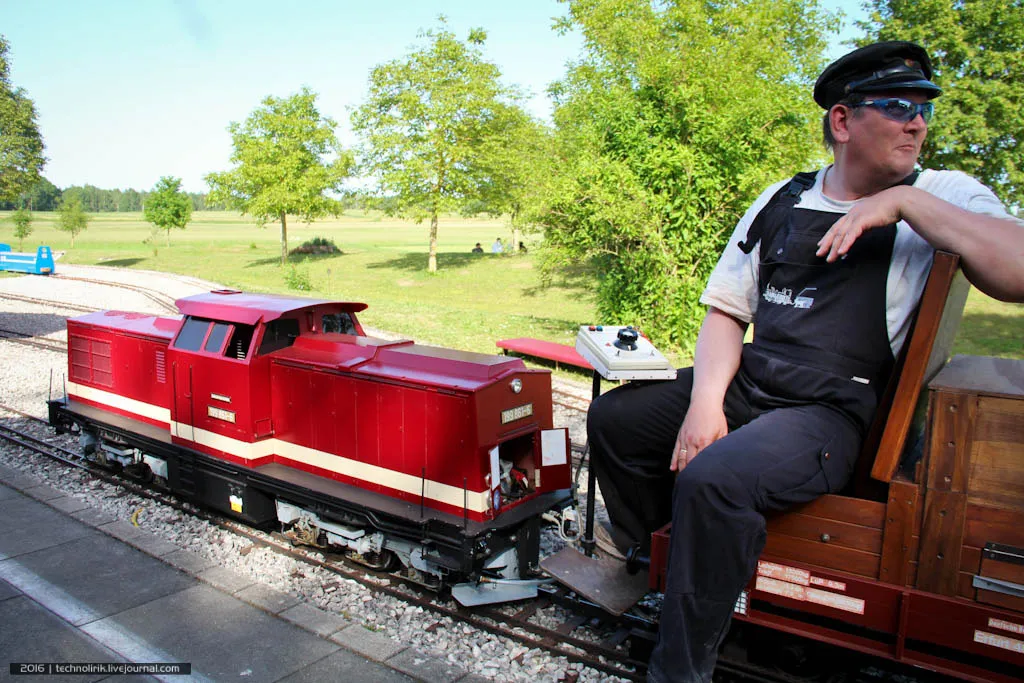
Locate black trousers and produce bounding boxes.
[587,360,866,683]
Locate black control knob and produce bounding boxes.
[614,326,639,351]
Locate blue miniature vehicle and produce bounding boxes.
[0,244,55,275]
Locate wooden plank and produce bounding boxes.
[872,252,966,483]
[763,534,880,578]
[976,589,1024,613]
[879,479,921,586]
[926,390,975,493]
[917,489,968,595]
[766,511,882,554]
[980,554,1024,585]
[966,396,1024,510]
[963,505,1024,548]
[783,494,885,528]
[960,545,982,576]
[957,571,976,600]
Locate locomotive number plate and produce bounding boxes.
[208,405,236,423]
[501,403,533,424]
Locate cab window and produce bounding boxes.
[204,322,231,354]
[259,318,301,355]
[225,323,255,360]
[322,312,356,335]
[174,317,211,351]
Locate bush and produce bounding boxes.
[285,266,313,291]
[290,236,341,255]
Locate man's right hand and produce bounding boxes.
[670,400,728,472]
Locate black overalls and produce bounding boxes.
[586,172,916,683]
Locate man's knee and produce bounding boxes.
[586,386,631,443]
[673,453,747,511]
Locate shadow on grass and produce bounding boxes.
[367,252,495,271]
[244,253,347,268]
[97,258,147,268]
[954,311,1024,358]
[522,259,599,298]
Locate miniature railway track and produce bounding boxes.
[552,387,591,413]
[52,274,179,314]
[0,410,642,679]
[0,408,922,683]
[0,409,644,680]
[0,292,99,314]
[0,327,68,354]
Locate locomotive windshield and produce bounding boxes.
[173,316,256,360]
[174,317,212,351]
[322,312,356,335]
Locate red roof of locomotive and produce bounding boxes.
[69,310,181,340]
[273,334,529,391]
[175,290,368,325]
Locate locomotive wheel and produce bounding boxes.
[347,549,397,571]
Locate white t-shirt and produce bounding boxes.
[701,168,1021,357]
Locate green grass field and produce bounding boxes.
[1,210,1020,368]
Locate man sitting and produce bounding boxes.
[586,41,1024,683]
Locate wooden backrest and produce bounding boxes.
[862,250,969,484]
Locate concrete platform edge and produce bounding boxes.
[0,464,479,682]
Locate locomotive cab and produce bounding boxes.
[167,290,367,452]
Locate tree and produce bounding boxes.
[144,176,193,246]
[25,176,60,211]
[11,207,31,250]
[119,188,142,212]
[476,108,554,253]
[858,0,1024,208]
[536,0,837,353]
[0,36,46,203]
[205,87,353,266]
[351,20,527,273]
[57,198,90,248]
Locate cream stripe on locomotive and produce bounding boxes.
[66,382,491,514]
[175,424,491,514]
[68,382,172,424]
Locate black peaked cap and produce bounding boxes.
[814,41,942,109]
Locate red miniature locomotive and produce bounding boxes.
[50,290,572,600]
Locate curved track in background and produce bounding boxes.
[52,274,179,314]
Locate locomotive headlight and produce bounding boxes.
[510,379,522,394]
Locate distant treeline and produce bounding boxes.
[0,177,228,212]
[0,177,420,216]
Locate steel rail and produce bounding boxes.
[0,410,912,683]
[0,292,99,314]
[0,327,68,354]
[52,274,179,314]
[0,415,643,680]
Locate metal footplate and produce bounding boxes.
[540,547,650,616]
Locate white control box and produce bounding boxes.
[575,325,677,381]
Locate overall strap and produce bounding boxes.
[737,171,817,254]
[735,170,919,256]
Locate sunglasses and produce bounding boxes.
[849,98,934,123]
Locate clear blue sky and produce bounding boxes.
[1,0,867,194]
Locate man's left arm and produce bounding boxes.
[817,185,1024,302]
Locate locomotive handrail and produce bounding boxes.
[870,250,967,483]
